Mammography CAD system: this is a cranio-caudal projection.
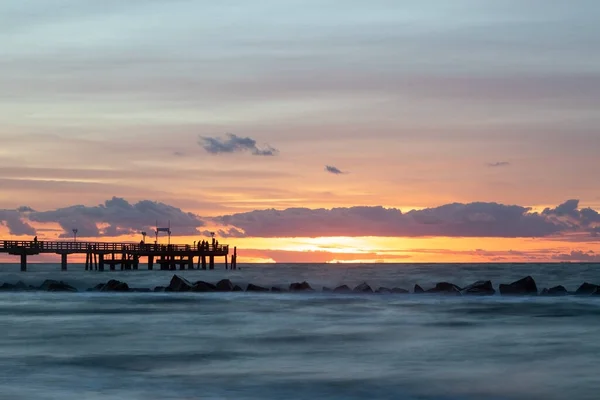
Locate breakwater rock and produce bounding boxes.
[1,275,600,297]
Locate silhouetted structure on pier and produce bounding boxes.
[0,240,238,272]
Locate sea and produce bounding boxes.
[1,262,599,400]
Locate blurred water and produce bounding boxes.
[1,263,599,400]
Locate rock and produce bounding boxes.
[426,282,462,295]
[192,281,216,292]
[0,281,30,291]
[376,287,392,294]
[592,288,600,296]
[271,287,283,292]
[232,285,244,292]
[499,276,538,295]
[215,279,234,292]
[333,285,352,294]
[246,283,269,292]
[153,286,166,292]
[413,284,425,294]
[89,283,105,291]
[540,285,568,296]
[289,281,313,292]
[322,287,332,292]
[391,287,409,294]
[101,279,129,292]
[353,282,373,293]
[575,282,599,296]
[130,288,151,293]
[461,280,495,296]
[167,275,193,292]
[0,281,27,291]
[45,280,77,292]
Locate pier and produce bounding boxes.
[0,240,238,272]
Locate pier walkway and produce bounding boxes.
[0,240,237,271]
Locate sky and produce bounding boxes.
[1,0,599,263]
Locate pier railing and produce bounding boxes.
[0,240,228,254]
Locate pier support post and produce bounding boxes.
[225,255,228,270]
[61,253,67,271]
[20,253,27,272]
[99,254,105,271]
[133,255,139,270]
[148,256,154,270]
[209,255,215,270]
[187,255,194,270]
[179,256,186,270]
[201,256,207,270]
[232,247,237,270]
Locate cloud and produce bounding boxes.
[27,197,204,238]
[542,200,600,235]
[487,161,510,167]
[325,165,347,175]
[0,209,36,236]
[551,250,600,262]
[214,200,599,238]
[199,133,278,156]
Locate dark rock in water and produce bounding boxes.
[391,287,409,294]
[333,285,352,294]
[153,286,166,292]
[271,287,283,292]
[192,281,216,292]
[499,276,538,295]
[540,285,568,296]
[232,285,244,292]
[0,282,26,291]
[42,280,77,292]
[592,288,600,296]
[167,275,193,292]
[101,279,129,292]
[426,282,462,295]
[89,283,105,291]
[246,283,269,292]
[215,279,234,292]
[461,280,495,296]
[322,287,332,292]
[130,288,151,293]
[413,284,425,294]
[353,282,373,293]
[289,281,313,292]
[376,287,391,294]
[575,282,599,296]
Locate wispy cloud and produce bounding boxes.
[325,165,347,175]
[487,161,510,168]
[199,134,278,156]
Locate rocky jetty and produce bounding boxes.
[0,274,599,297]
[499,276,538,295]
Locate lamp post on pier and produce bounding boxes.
[72,228,78,242]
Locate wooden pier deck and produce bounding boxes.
[0,240,237,271]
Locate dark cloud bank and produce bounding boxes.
[1,199,599,241]
[215,199,600,239]
[1,197,204,238]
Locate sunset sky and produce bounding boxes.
[1,0,599,263]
